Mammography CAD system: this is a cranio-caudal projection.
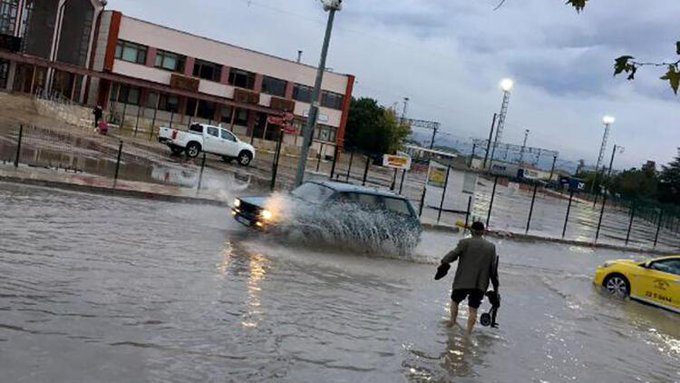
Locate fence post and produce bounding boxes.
[418,183,427,218]
[134,105,142,136]
[150,107,158,140]
[362,155,370,186]
[113,140,123,186]
[197,153,207,191]
[390,168,398,191]
[562,189,575,238]
[437,165,452,224]
[653,210,663,248]
[271,131,283,191]
[469,143,476,168]
[316,143,324,172]
[465,195,473,230]
[485,176,499,228]
[329,145,339,180]
[398,169,407,194]
[14,124,23,168]
[526,183,538,234]
[595,195,608,242]
[121,103,127,130]
[346,151,354,182]
[625,204,635,246]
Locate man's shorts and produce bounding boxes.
[451,289,485,309]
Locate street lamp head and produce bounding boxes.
[321,0,342,11]
[602,115,615,125]
[500,78,514,92]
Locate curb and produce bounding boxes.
[0,175,228,207]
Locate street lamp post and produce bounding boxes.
[519,128,529,164]
[489,78,514,169]
[294,0,342,187]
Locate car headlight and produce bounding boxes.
[261,209,273,221]
[234,199,241,208]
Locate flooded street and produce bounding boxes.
[0,183,678,382]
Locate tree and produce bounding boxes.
[565,1,680,94]
[658,148,680,204]
[345,97,412,155]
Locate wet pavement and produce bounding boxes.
[1,183,678,382]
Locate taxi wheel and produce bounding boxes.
[604,274,630,297]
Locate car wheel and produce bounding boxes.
[603,274,630,297]
[185,142,201,158]
[237,151,253,166]
[170,145,184,155]
[222,155,234,163]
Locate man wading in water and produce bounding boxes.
[439,222,499,334]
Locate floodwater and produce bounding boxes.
[0,127,253,193]
[1,182,678,382]
[416,169,680,251]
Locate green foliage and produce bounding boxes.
[567,2,680,94]
[566,0,588,12]
[577,152,680,206]
[660,65,680,94]
[658,148,680,203]
[345,97,412,155]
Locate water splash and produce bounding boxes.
[263,193,422,255]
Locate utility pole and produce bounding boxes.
[483,113,497,170]
[429,125,439,150]
[294,1,342,187]
[297,50,303,63]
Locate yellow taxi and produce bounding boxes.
[594,255,680,313]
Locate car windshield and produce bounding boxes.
[291,183,335,204]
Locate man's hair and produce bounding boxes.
[470,221,485,235]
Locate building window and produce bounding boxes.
[234,108,249,126]
[316,125,337,142]
[146,92,159,108]
[321,91,344,110]
[220,106,233,123]
[261,76,286,97]
[155,49,185,72]
[0,0,18,35]
[228,68,255,90]
[115,40,147,65]
[293,84,313,103]
[193,59,221,82]
[158,94,179,112]
[196,100,216,120]
[117,85,140,105]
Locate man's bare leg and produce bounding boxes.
[447,300,459,327]
[466,307,478,334]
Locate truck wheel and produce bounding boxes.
[186,142,201,158]
[170,145,184,155]
[237,151,253,166]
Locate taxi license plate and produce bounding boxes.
[236,216,252,226]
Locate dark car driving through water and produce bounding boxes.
[232,181,422,253]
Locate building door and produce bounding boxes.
[0,59,9,89]
[12,63,33,93]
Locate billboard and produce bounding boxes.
[382,154,412,170]
[427,161,448,188]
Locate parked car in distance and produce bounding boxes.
[231,181,422,251]
[158,123,256,166]
[593,255,680,314]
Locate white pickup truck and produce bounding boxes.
[158,123,256,166]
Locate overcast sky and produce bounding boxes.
[109,0,680,169]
